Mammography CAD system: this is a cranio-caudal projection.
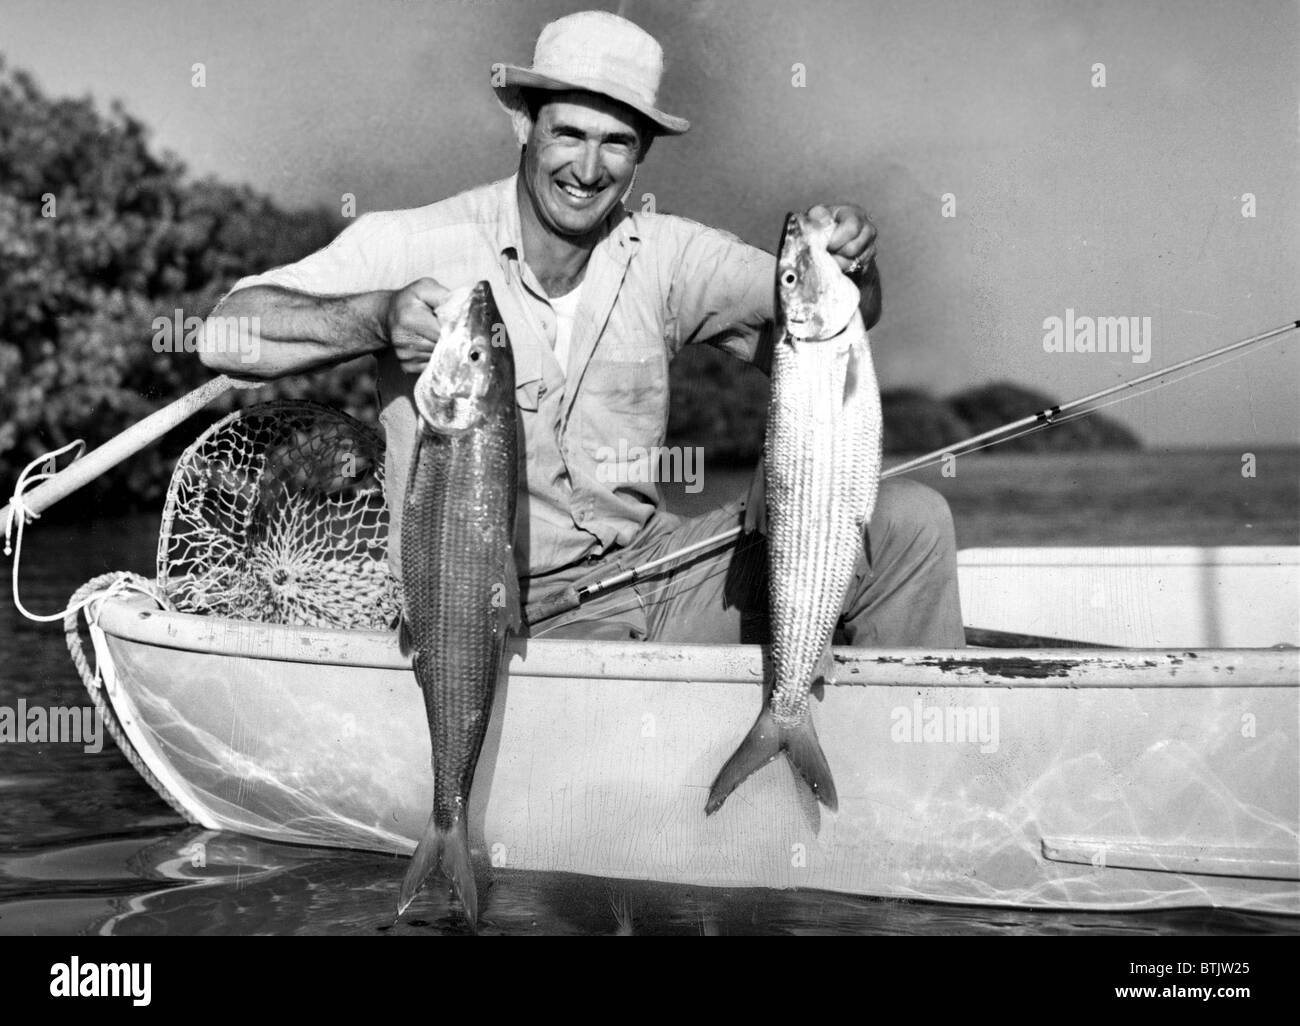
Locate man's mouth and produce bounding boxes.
[556,181,604,204]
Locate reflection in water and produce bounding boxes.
[1,828,1296,937]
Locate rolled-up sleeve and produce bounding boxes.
[225,212,407,298]
[664,220,776,371]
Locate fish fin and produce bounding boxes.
[706,708,839,815]
[705,708,784,816]
[397,812,478,931]
[397,615,415,660]
[783,712,839,812]
[814,640,837,687]
[843,335,860,405]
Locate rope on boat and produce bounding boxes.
[63,572,198,825]
[4,441,97,622]
[4,442,167,622]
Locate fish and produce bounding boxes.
[706,210,883,815]
[396,280,520,928]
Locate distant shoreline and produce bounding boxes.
[665,449,1300,548]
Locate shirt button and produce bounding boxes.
[538,384,547,398]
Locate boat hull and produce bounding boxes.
[89,593,1299,913]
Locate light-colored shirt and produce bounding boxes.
[227,175,776,576]
[548,281,582,369]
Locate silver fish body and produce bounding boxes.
[396,280,520,927]
[707,211,883,814]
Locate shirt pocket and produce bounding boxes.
[580,335,669,450]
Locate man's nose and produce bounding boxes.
[574,143,601,185]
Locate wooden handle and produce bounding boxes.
[524,585,582,626]
[1,375,240,528]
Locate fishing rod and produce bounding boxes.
[888,318,1300,477]
[524,318,1299,626]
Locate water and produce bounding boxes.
[2,452,1297,935]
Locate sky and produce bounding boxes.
[4,0,1297,446]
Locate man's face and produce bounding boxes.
[521,91,645,238]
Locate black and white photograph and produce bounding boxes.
[0,0,1296,966]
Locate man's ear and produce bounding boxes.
[510,105,533,148]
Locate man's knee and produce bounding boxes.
[868,478,957,555]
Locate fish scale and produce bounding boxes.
[768,330,881,723]
[403,420,516,830]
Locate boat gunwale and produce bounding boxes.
[92,595,1299,688]
[956,545,1298,568]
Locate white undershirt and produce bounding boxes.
[549,284,583,370]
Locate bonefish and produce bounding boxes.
[397,280,520,928]
[706,210,883,815]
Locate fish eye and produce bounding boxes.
[780,270,798,288]
[469,347,483,363]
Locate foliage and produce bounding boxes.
[881,388,972,454]
[667,344,769,463]
[0,57,357,515]
[946,382,1140,453]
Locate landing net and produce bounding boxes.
[158,401,400,630]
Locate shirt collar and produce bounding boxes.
[495,175,524,269]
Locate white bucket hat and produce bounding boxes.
[492,10,690,136]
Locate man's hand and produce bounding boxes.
[806,203,877,277]
[807,203,882,330]
[386,277,451,374]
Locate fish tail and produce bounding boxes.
[706,708,838,815]
[783,711,838,812]
[397,812,478,929]
[706,708,783,815]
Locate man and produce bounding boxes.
[200,10,964,648]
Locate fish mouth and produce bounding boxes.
[411,280,513,434]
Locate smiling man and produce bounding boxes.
[201,10,964,648]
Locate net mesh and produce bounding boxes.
[158,401,400,631]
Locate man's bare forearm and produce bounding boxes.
[199,285,392,379]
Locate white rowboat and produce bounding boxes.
[78,545,1300,914]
